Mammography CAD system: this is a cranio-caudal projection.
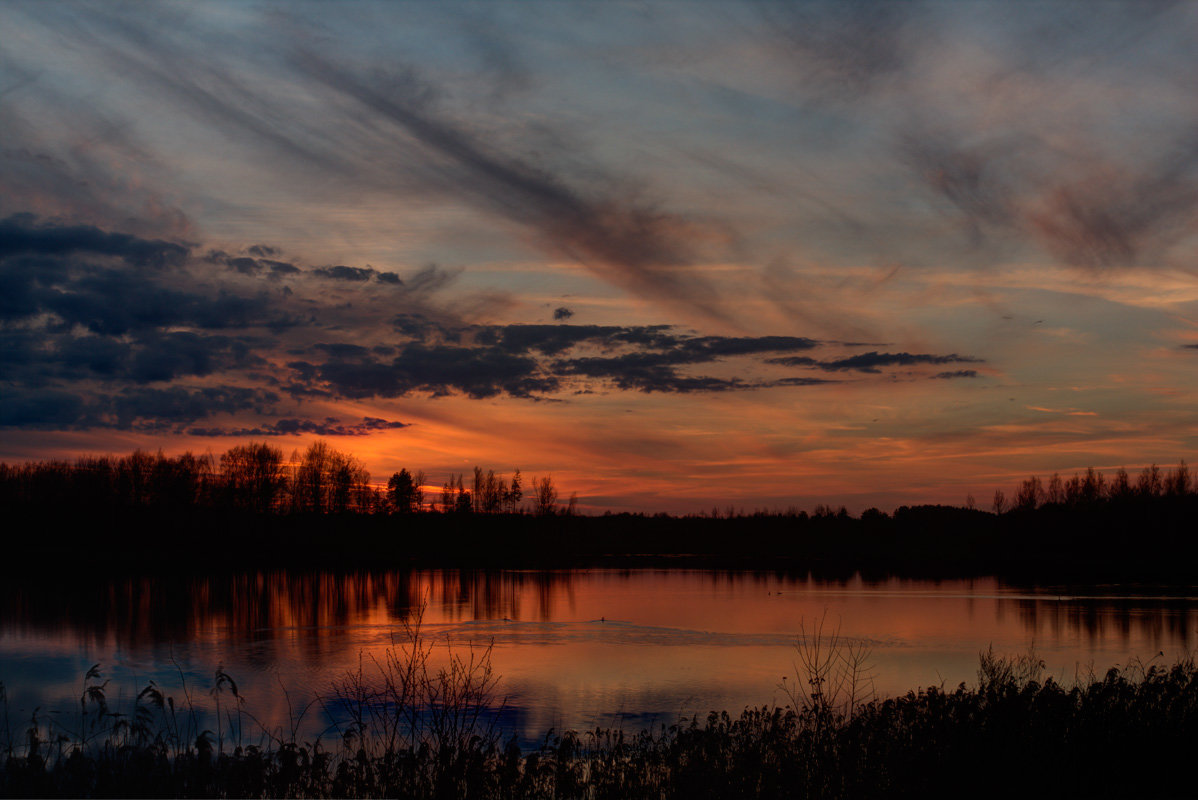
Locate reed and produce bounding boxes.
[2,636,1195,798]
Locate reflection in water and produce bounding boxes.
[1,570,1195,741]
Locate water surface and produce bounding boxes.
[1,570,1194,743]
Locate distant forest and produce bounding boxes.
[2,442,1197,578]
[0,442,567,517]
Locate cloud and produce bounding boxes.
[291,51,733,322]
[0,213,189,269]
[314,265,373,282]
[312,264,405,285]
[553,306,574,320]
[757,1,1198,272]
[0,388,87,428]
[108,386,279,430]
[125,332,264,383]
[1024,157,1198,269]
[769,351,983,374]
[292,322,840,398]
[0,385,279,430]
[187,416,409,437]
[0,217,291,335]
[313,344,556,400]
[9,5,739,323]
[817,351,983,373]
[764,0,914,94]
[0,111,195,240]
[208,250,302,278]
[0,331,263,385]
[932,369,980,379]
[0,217,307,430]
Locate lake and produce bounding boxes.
[1,569,1195,746]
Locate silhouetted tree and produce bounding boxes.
[1138,464,1163,497]
[221,442,285,513]
[506,469,523,513]
[454,474,472,514]
[1081,467,1103,504]
[291,441,370,514]
[1015,475,1043,511]
[472,466,485,514]
[533,475,557,516]
[1166,460,1190,496]
[387,469,417,514]
[1110,467,1132,500]
[1046,473,1064,505]
[412,470,427,512]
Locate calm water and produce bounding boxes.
[1,570,1195,744]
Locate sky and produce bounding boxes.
[3,1,1198,513]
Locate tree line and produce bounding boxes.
[2,442,1194,523]
[0,441,571,517]
[990,461,1194,514]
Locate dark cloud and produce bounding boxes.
[294,322,834,398]
[0,216,286,335]
[188,415,408,437]
[485,323,675,356]
[108,386,279,430]
[313,342,371,359]
[769,351,983,374]
[554,352,729,394]
[314,265,373,281]
[0,385,278,430]
[553,351,835,394]
[0,217,303,431]
[210,250,302,277]
[0,388,87,428]
[932,370,980,379]
[227,256,263,275]
[2,327,266,386]
[553,306,574,320]
[40,269,266,335]
[0,213,189,269]
[125,332,264,383]
[312,344,557,400]
[818,351,982,373]
[313,264,405,285]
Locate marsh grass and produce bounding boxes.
[2,624,1196,798]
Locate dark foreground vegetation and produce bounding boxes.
[2,627,1195,799]
[3,443,1198,578]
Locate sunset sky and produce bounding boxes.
[3,1,1198,513]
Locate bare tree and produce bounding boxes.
[506,469,523,513]
[221,442,285,513]
[533,475,557,516]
